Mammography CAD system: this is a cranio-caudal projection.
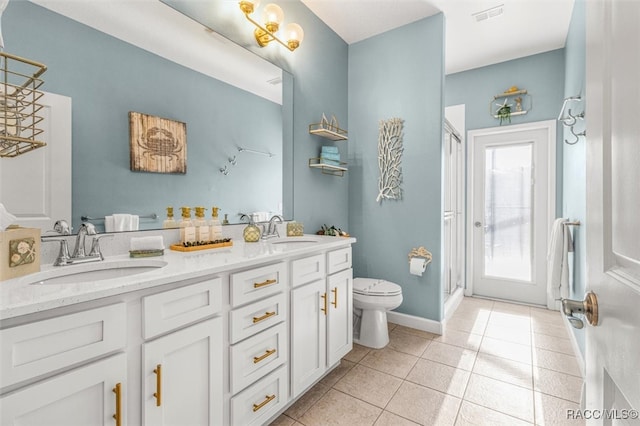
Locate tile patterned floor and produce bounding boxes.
[270,297,586,426]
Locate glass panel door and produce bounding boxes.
[483,143,533,282]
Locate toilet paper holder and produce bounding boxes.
[408,246,432,266]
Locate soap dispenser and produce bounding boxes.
[163,206,178,229]
[242,214,261,243]
[193,207,210,243]
[179,207,196,244]
[209,207,223,241]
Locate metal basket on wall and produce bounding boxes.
[0,52,47,158]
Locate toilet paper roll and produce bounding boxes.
[410,257,426,276]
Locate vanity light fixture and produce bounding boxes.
[239,1,304,51]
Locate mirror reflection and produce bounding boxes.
[1,0,292,234]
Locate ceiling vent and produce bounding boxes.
[472,4,504,22]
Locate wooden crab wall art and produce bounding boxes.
[129,111,187,174]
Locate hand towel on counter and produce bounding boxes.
[546,218,574,309]
[130,236,165,251]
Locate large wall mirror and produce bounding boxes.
[0,0,293,234]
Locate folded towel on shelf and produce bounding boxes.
[320,157,342,166]
[320,152,341,161]
[321,145,339,154]
[130,236,165,251]
[105,216,115,233]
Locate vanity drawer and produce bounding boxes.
[328,247,352,275]
[230,365,288,426]
[291,254,325,287]
[231,262,286,307]
[230,293,286,344]
[142,277,222,339]
[0,303,126,389]
[230,322,287,394]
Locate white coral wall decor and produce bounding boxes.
[376,118,404,203]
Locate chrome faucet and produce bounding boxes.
[261,215,284,240]
[73,222,97,258]
[44,222,111,266]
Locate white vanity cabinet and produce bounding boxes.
[0,303,127,426]
[141,279,223,426]
[0,236,356,426]
[290,247,353,398]
[0,353,127,426]
[229,262,289,425]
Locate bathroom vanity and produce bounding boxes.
[0,235,354,426]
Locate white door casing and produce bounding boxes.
[0,92,72,232]
[467,120,556,305]
[584,0,640,421]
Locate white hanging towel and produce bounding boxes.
[546,218,574,309]
[112,214,139,232]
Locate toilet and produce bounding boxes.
[352,278,403,349]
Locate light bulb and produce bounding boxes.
[284,23,304,50]
[262,3,284,27]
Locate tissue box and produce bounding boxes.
[1,226,41,281]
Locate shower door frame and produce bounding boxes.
[465,120,556,305]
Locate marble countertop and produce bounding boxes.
[0,235,355,320]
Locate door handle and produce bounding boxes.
[561,291,598,329]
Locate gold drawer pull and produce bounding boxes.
[331,287,338,309]
[253,348,276,364]
[253,311,276,323]
[254,278,277,288]
[153,364,162,407]
[253,394,276,412]
[321,292,327,315]
[112,382,122,426]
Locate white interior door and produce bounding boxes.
[0,92,72,232]
[584,0,640,420]
[468,121,555,305]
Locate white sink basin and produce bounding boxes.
[268,237,320,245]
[26,259,168,285]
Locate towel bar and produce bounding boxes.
[81,213,158,222]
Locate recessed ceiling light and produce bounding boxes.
[472,4,504,22]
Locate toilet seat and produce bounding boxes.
[353,278,402,296]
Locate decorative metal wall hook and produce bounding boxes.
[229,155,237,166]
[565,126,586,145]
[220,165,229,175]
[559,96,586,145]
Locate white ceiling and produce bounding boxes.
[301,0,575,74]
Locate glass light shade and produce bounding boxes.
[262,3,284,25]
[284,23,304,44]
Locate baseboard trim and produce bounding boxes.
[444,289,464,321]
[387,311,443,335]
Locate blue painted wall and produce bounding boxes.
[5,1,283,231]
[562,0,586,356]
[348,15,445,321]
[446,50,566,217]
